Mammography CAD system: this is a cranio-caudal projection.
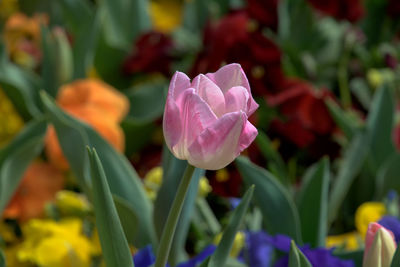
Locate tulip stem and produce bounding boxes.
[155,164,196,267]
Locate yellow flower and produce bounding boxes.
[0,88,23,147]
[16,219,95,267]
[55,190,91,216]
[149,0,182,33]
[144,166,212,200]
[326,231,362,251]
[198,177,212,197]
[355,202,386,239]
[216,168,229,182]
[214,231,245,258]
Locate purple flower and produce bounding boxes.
[378,216,400,243]
[177,245,216,267]
[133,245,156,267]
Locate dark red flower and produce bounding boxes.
[123,31,174,76]
[246,0,279,30]
[267,79,336,148]
[388,0,400,18]
[307,0,364,22]
[191,11,285,97]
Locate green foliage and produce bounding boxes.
[391,244,400,267]
[87,148,134,267]
[0,250,5,267]
[297,158,329,248]
[0,119,47,214]
[40,92,156,248]
[207,186,254,267]
[236,156,302,243]
[288,240,312,267]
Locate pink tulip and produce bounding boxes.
[363,222,397,267]
[163,63,259,170]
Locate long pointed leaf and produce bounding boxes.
[297,158,329,247]
[208,186,254,267]
[289,240,312,267]
[236,156,302,242]
[88,148,134,267]
[0,120,47,213]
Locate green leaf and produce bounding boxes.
[114,196,139,246]
[208,186,254,267]
[376,153,400,199]
[182,0,210,33]
[325,98,359,139]
[0,43,41,119]
[236,156,302,243]
[255,130,288,184]
[289,240,312,267]
[328,132,369,224]
[391,244,400,267]
[99,0,151,50]
[0,250,5,267]
[297,158,329,248]
[87,148,134,267]
[0,120,47,214]
[154,147,203,265]
[366,86,395,172]
[40,91,156,248]
[126,79,168,123]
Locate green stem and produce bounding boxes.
[154,164,196,267]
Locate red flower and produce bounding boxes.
[246,0,279,30]
[267,79,336,148]
[191,11,285,97]
[388,0,400,18]
[123,31,174,76]
[307,0,364,22]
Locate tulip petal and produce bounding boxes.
[163,97,182,153]
[237,121,258,154]
[173,89,217,159]
[169,71,191,100]
[188,111,246,170]
[192,74,225,117]
[224,86,250,114]
[206,63,258,115]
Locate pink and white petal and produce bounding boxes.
[187,111,246,170]
[173,88,218,159]
[206,63,250,94]
[192,74,225,117]
[237,121,258,154]
[163,97,183,156]
[169,71,191,100]
[225,86,249,114]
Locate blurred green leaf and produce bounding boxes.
[289,240,312,267]
[366,85,395,172]
[391,244,400,267]
[297,158,329,248]
[99,0,151,50]
[154,147,203,265]
[121,120,155,156]
[114,196,139,246]
[0,250,5,267]
[126,80,168,122]
[208,186,254,267]
[350,78,372,110]
[236,156,302,243]
[376,153,400,199]
[0,119,47,214]
[362,0,390,47]
[183,0,210,33]
[255,130,288,184]
[0,43,41,119]
[87,148,134,267]
[40,92,156,248]
[325,98,359,139]
[328,132,369,224]
[59,0,94,35]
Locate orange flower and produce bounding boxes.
[57,79,129,123]
[3,12,48,68]
[45,79,129,170]
[3,161,65,221]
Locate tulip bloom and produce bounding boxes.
[163,64,258,170]
[363,223,397,267]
